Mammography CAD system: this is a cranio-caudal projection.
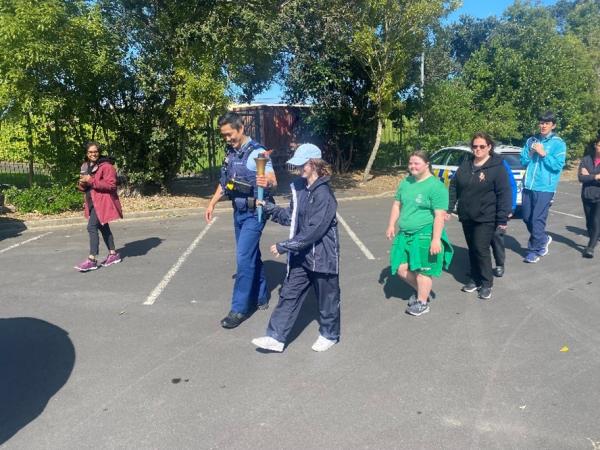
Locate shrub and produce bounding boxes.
[4,184,83,214]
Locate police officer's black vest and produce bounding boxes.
[219,139,265,201]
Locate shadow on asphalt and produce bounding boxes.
[0,317,75,445]
[566,225,587,237]
[378,266,413,301]
[548,230,583,253]
[445,245,470,285]
[504,234,527,257]
[120,237,163,259]
[0,217,27,242]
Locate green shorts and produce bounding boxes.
[390,232,444,278]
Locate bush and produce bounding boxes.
[4,184,83,214]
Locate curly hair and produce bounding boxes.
[309,158,332,177]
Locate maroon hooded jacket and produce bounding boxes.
[83,160,123,225]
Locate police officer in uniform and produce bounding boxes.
[205,112,277,328]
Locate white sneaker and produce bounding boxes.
[311,335,337,352]
[251,336,284,352]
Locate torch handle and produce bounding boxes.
[254,155,268,223]
[257,187,264,222]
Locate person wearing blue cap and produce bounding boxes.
[251,144,341,352]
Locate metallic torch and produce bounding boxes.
[254,153,269,222]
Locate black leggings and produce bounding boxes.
[582,199,600,248]
[88,206,115,256]
[462,220,496,288]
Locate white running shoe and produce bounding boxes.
[251,336,284,352]
[311,335,337,352]
[539,234,552,256]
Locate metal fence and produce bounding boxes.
[0,161,52,188]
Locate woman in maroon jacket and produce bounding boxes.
[74,142,123,272]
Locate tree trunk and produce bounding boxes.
[362,117,383,182]
[25,113,34,187]
[208,111,216,181]
[345,139,354,173]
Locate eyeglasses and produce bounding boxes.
[471,145,488,150]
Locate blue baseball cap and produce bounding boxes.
[286,143,322,166]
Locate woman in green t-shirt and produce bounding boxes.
[386,151,453,316]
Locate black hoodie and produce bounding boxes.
[448,153,512,225]
[577,155,600,202]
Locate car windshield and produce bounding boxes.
[500,153,524,170]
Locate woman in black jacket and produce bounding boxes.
[448,132,511,300]
[578,136,600,258]
[252,144,340,353]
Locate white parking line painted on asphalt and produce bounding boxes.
[551,209,584,219]
[0,232,52,255]
[143,217,218,305]
[336,213,375,260]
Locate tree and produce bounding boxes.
[461,2,599,155]
[0,0,126,184]
[280,0,376,172]
[348,0,458,181]
[92,0,284,186]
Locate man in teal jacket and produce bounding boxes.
[520,111,567,263]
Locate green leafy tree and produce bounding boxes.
[280,0,376,172]
[94,0,284,186]
[462,2,599,155]
[0,0,126,184]
[348,0,458,181]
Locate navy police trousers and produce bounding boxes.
[231,209,268,314]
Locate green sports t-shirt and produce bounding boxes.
[395,175,449,234]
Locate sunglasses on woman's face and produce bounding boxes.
[471,145,488,150]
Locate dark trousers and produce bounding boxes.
[490,227,506,267]
[88,206,115,256]
[582,199,600,249]
[267,265,341,344]
[522,189,554,254]
[462,220,496,288]
[231,209,268,314]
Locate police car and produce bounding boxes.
[430,145,525,207]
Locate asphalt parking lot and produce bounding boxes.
[1,180,599,449]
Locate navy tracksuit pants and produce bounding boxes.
[522,189,554,255]
[267,265,341,344]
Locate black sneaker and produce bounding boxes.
[478,287,492,300]
[493,266,505,277]
[220,311,248,329]
[461,281,480,293]
[405,301,430,316]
